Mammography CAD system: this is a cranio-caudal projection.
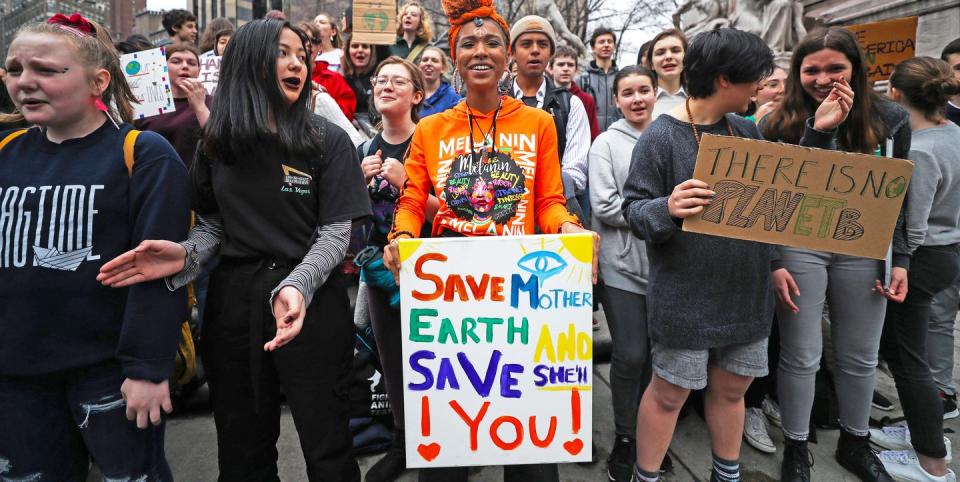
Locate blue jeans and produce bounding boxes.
[0,361,171,481]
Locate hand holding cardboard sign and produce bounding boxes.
[668,179,715,219]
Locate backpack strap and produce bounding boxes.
[0,129,29,152]
[361,138,374,157]
[544,80,572,159]
[123,129,141,177]
[406,42,427,63]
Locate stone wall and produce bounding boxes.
[804,0,960,57]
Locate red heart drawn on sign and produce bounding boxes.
[563,438,584,455]
[418,443,441,461]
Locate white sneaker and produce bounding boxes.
[869,425,952,462]
[743,407,776,454]
[761,396,782,428]
[878,450,956,482]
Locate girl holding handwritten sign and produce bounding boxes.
[871,57,960,482]
[382,0,598,479]
[761,27,912,482]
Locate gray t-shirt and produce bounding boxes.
[905,122,960,250]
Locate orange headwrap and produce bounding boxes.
[441,0,510,60]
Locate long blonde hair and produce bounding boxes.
[0,19,137,124]
[396,1,434,43]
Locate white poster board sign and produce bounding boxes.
[198,52,221,95]
[398,234,594,468]
[120,48,174,119]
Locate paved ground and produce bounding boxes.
[164,309,960,481]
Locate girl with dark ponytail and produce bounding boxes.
[871,56,960,482]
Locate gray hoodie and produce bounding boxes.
[589,119,648,294]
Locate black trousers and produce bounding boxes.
[368,284,406,429]
[880,244,960,458]
[203,257,360,481]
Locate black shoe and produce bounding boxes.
[365,443,406,482]
[606,436,635,481]
[781,438,813,482]
[660,452,673,474]
[835,429,893,482]
[872,391,894,411]
[941,390,959,419]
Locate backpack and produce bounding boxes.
[513,77,573,159]
[0,127,198,388]
[349,325,394,455]
[543,78,573,160]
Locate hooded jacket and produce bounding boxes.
[589,119,648,294]
[391,96,579,239]
[420,81,463,118]
[577,60,621,131]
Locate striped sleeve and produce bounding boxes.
[165,213,224,291]
[269,220,351,310]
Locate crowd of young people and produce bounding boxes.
[3,2,960,482]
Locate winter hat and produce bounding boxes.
[510,15,556,55]
[440,0,511,60]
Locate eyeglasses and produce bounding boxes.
[310,37,321,44]
[371,75,412,88]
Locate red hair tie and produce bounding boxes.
[48,13,96,37]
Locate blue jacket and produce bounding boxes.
[419,82,462,118]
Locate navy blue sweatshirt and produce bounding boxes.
[0,122,190,381]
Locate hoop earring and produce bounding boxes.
[453,70,463,94]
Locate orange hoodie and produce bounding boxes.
[390,96,579,239]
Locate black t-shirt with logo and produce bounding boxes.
[360,133,411,248]
[193,121,371,260]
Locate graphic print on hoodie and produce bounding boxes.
[392,96,578,238]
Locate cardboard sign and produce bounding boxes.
[398,234,594,467]
[120,48,175,119]
[682,134,913,260]
[352,0,397,45]
[198,53,222,95]
[846,17,918,83]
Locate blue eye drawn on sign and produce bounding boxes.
[517,251,568,286]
